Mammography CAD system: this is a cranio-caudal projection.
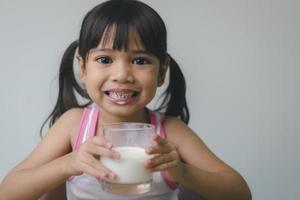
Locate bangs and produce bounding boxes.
[78,0,167,62]
[100,23,142,51]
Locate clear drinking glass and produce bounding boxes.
[100,123,154,195]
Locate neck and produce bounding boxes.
[98,108,150,125]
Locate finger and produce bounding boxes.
[81,153,116,180]
[83,136,112,151]
[91,136,112,148]
[87,143,120,159]
[145,153,176,168]
[152,134,168,146]
[147,160,178,172]
[80,162,115,181]
[146,145,170,154]
[146,142,174,154]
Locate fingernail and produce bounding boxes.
[113,153,120,159]
[105,143,113,148]
[109,173,116,180]
[146,147,153,154]
[145,160,152,167]
[101,173,108,179]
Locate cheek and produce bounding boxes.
[85,64,106,83]
[137,71,159,97]
[83,71,107,94]
[137,69,159,86]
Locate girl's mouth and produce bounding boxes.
[103,90,140,105]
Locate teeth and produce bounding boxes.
[109,91,135,100]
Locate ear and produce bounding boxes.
[77,55,86,83]
[157,56,170,87]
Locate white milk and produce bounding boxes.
[101,146,152,184]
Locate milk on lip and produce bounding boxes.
[101,146,152,184]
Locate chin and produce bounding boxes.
[101,104,146,121]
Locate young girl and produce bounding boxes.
[0,0,251,199]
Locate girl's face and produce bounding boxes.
[79,30,167,122]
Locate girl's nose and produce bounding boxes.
[111,62,134,83]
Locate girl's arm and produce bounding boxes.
[0,109,81,200]
[148,117,252,200]
[0,108,117,200]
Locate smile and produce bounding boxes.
[103,89,140,105]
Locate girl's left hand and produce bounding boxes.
[145,133,184,182]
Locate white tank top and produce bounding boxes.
[66,105,179,200]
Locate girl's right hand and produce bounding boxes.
[63,136,119,181]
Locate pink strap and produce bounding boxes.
[89,106,99,138]
[149,111,165,138]
[73,107,90,150]
[149,111,179,190]
[161,171,179,190]
[72,105,99,150]
[69,105,99,181]
[149,111,157,133]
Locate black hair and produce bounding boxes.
[40,0,189,135]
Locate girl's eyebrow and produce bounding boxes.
[90,48,152,55]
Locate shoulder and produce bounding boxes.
[56,108,84,145]
[60,107,84,123]
[163,116,188,130]
[48,108,84,144]
[162,116,208,162]
[162,116,199,145]
[161,116,201,160]
[53,108,84,131]
[163,116,204,152]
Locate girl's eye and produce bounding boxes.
[132,57,150,65]
[96,56,112,64]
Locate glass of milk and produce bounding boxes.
[100,123,154,195]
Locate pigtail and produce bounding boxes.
[40,40,91,136]
[157,55,190,124]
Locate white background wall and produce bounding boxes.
[0,0,299,199]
